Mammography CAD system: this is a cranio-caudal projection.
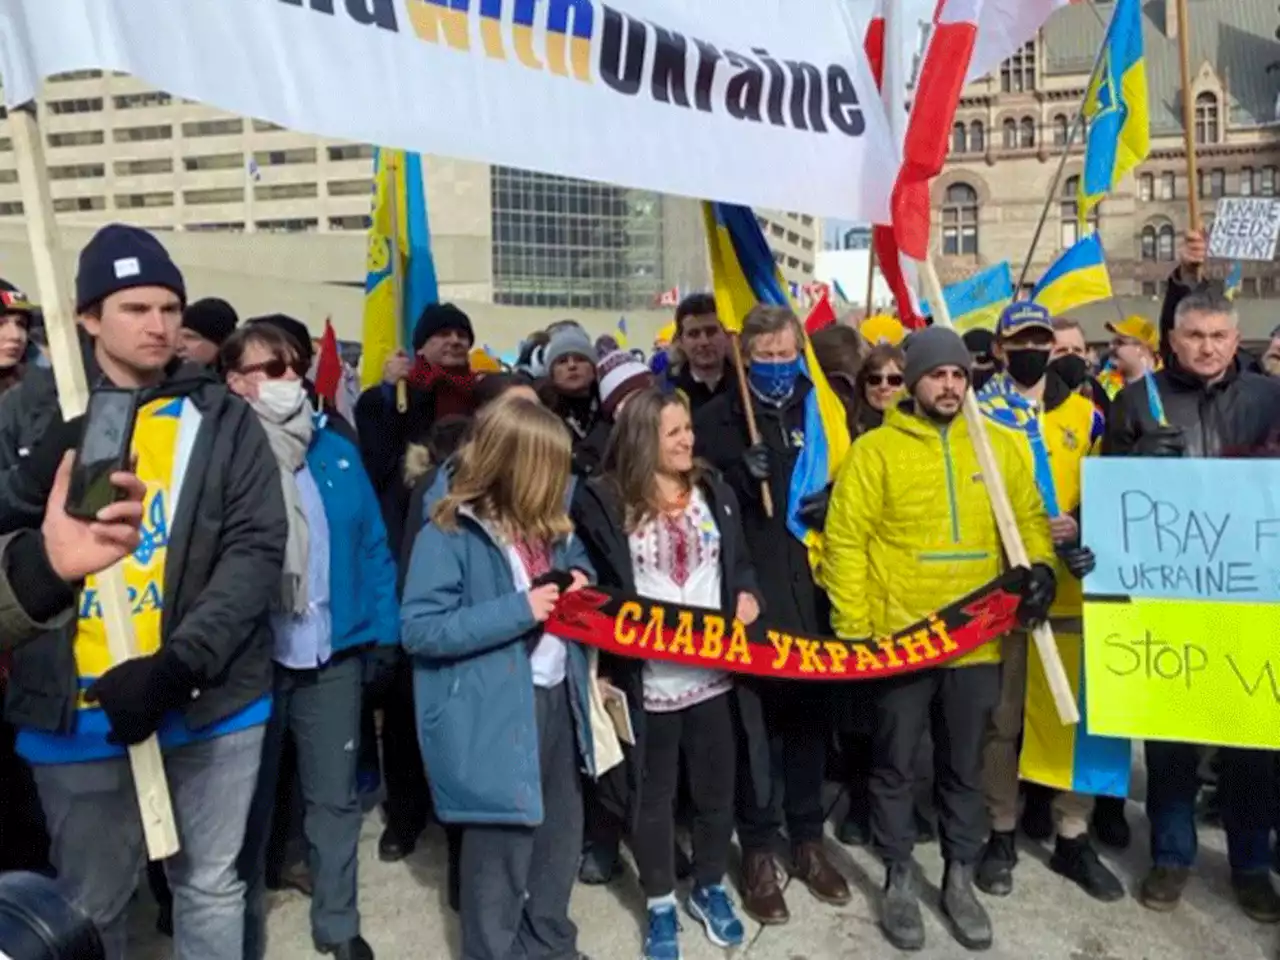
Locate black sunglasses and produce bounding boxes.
[866,373,904,387]
[238,356,305,379]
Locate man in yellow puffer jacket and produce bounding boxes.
[824,326,1055,954]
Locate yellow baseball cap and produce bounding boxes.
[1106,315,1158,351]
[860,313,906,347]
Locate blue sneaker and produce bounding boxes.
[687,884,745,948]
[643,904,682,960]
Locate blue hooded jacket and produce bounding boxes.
[400,470,596,826]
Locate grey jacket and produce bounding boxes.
[3,364,289,734]
[0,532,75,653]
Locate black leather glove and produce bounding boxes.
[85,649,199,746]
[742,443,771,482]
[797,485,833,531]
[1017,562,1057,628]
[1056,543,1097,580]
[1133,425,1185,458]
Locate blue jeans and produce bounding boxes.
[34,725,264,960]
[1145,741,1276,875]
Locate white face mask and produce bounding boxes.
[253,378,308,422]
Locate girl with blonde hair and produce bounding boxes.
[401,398,597,960]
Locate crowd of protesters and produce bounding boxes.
[0,222,1278,960]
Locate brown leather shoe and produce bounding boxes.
[792,841,852,906]
[740,849,790,925]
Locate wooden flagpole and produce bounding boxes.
[864,239,879,320]
[9,103,180,859]
[387,152,410,413]
[1175,0,1202,282]
[918,256,1080,725]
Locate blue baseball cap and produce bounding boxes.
[996,301,1053,339]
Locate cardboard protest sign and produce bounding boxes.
[1208,198,1280,262]
[1082,459,1280,749]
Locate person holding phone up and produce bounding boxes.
[2,224,288,960]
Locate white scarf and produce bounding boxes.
[252,380,315,615]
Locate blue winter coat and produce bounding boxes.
[400,473,596,826]
[307,423,399,653]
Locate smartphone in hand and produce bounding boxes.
[66,388,139,521]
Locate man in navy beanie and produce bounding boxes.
[0,223,287,960]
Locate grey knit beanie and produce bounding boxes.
[544,326,598,370]
[903,326,972,390]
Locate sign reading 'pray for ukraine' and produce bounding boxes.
[0,0,896,222]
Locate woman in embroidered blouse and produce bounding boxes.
[573,388,763,960]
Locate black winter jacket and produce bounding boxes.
[570,473,770,827]
[3,365,288,734]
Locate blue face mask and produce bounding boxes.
[749,357,802,400]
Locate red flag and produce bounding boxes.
[314,318,341,407]
[804,291,837,335]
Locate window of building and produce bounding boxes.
[48,163,105,181]
[1140,225,1157,260]
[1000,42,1036,93]
[1019,117,1036,148]
[786,230,801,245]
[182,119,244,137]
[969,120,985,153]
[786,255,800,269]
[327,178,374,197]
[1142,281,1158,297]
[1240,167,1254,196]
[769,223,784,238]
[114,158,173,177]
[0,140,11,153]
[114,124,172,143]
[48,70,103,82]
[0,171,13,185]
[1060,175,1099,247]
[1262,167,1277,196]
[254,182,318,201]
[800,215,814,226]
[1194,92,1220,145]
[1160,171,1175,200]
[327,144,375,162]
[1263,277,1277,297]
[47,97,103,115]
[801,260,813,273]
[184,187,243,206]
[1138,173,1153,201]
[256,217,319,233]
[952,122,968,154]
[800,237,814,251]
[183,153,244,172]
[1243,277,1259,298]
[329,214,372,231]
[53,196,106,213]
[1052,114,1069,146]
[252,119,285,132]
[186,222,245,233]
[0,202,23,216]
[115,192,174,209]
[1157,223,1175,261]
[1210,168,1225,197]
[1002,118,1017,149]
[253,148,317,167]
[48,129,105,148]
[113,92,172,110]
[941,183,979,256]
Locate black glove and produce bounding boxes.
[742,443,771,482]
[1056,543,1097,580]
[1133,425,1185,458]
[85,649,199,746]
[797,485,833,532]
[1017,562,1057,628]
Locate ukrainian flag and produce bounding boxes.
[1078,0,1150,226]
[921,261,1014,333]
[361,149,439,389]
[1031,234,1114,316]
[701,202,851,583]
[1224,261,1243,301]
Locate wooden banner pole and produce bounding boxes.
[864,239,879,320]
[387,152,410,413]
[10,103,180,860]
[1175,0,1202,283]
[917,255,1080,725]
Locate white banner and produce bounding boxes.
[0,0,896,221]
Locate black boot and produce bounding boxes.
[942,862,993,950]
[975,830,1017,897]
[837,801,871,846]
[578,836,619,885]
[879,861,925,952]
[1049,835,1124,902]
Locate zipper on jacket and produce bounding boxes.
[939,427,961,543]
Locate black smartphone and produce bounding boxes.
[66,388,139,521]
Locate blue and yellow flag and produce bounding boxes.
[1032,234,1114,316]
[1079,0,1150,226]
[920,262,1014,333]
[361,149,439,389]
[700,202,851,583]
[1224,261,1243,301]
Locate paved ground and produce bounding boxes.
[124,788,1278,960]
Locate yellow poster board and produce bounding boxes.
[1083,597,1280,749]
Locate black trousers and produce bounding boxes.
[869,665,999,866]
[633,694,736,898]
[735,681,831,851]
[0,715,49,873]
[380,657,431,841]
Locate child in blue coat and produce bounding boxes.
[401,397,597,960]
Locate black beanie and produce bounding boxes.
[183,298,239,346]
[412,303,474,353]
[75,224,186,313]
[248,314,314,369]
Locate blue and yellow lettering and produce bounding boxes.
[546,0,593,80]
[407,0,472,50]
[79,589,102,620]
[135,580,164,615]
[134,492,170,567]
[512,0,543,70]
[478,0,506,59]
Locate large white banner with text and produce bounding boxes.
[0,0,896,220]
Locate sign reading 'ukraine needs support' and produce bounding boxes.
[0,0,895,222]
[1082,458,1280,749]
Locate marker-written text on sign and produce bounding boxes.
[1207,197,1280,263]
[1083,459,1280,602]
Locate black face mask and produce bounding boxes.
[1050,354,1090,390]
[1003,349,1051,387]
[971,364,996,392]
